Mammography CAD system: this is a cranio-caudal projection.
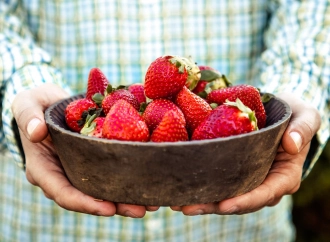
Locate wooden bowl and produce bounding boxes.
[45,94,291,206]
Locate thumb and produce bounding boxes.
[11,83,69,143]
[277,94,321,155]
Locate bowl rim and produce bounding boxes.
[45,94,292,147]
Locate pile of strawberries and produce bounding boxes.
[64,55,267,142]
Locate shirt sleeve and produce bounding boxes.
[0,1,72,169]
[255,0,330,179]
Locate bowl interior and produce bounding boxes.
[47,94,290,135]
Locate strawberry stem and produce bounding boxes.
[92,93,104,105]
[80,114,97,135]
[200,70,221,82]
[224,98,258,130]
[210,103,218,109]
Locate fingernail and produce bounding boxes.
[125,211,138,218]
[223,206,238,214]
[27,118,41,137]
[290,132,302,152]
[188,209,204,216]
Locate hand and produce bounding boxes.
[170,93,321,215]
[12,83,159,217]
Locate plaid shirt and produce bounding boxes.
[0,0,329,241]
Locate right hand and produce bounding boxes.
[11,83,157,217]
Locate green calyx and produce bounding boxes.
[203,71,231,93]
[200,69,219,81]
[92,93,104,105]
[169,57,185,73]
[201,70,231,84]
[261,92,275,103]
[139,102,147,113]
[80,114,97,135]
[195,70,232,99]
[79,107,103,131]
[224,98,258,131]
[167,55,201,91]
[210,103,218,109]
[92,84,112,105]
[92,84,127,105]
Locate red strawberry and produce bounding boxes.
[175,86,212,134]
[144,55,201,99]
[192,80,208,95]
[128,83,146,105]
[65,98,99,132]
[192,65,231,98]
[206,84,266,129]
[100,87,140,115]
[86,68,109,100]
[102,99,149,142]
[192,98,258,140]
[80,115,105,138]
[142,99,185,132]
[150,110,188,142]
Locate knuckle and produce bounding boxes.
[263,183,278,206]
[11,90,30,115]
[302,106,321,134]
[25,167,37,186]
[268,197,282,207]
[289,182,301,195]
[266,190,277,206]
[53,185,71,209]
[42,191,53,200]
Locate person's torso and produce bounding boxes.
[17,0,270,93]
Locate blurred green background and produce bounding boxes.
[292,140,330,242]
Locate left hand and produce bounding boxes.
[170,93,321,215]
[12,83,159,218]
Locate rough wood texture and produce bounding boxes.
[45,94,291,206]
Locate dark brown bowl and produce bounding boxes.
[45,94,291,206]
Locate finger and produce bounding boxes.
[215,145,309,215]
[180,203,218,216]
[22,137,116,217]
[11,83,69,142]
[30,163,117,216]
[217,184,277,215]
[277,93,321,155]
[181,143,309,216]
[116,204,147,218]
[146,206,160,212]
[180,196,282,216]
[170,206,182,212]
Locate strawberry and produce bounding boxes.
[144,55,201,99]
[175,86,212,134]
[86,68,109,100]
[80,114,105,138]
[150,110,188,142]
[192,98,258,140]
[65,98,99,132]
[102,99,149,142]
[93,85,140,115]
[192,65,231,98]
[142,99,185,132]
[128,83,146,105]
[206,84,267,129]
[191,79,208,95]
